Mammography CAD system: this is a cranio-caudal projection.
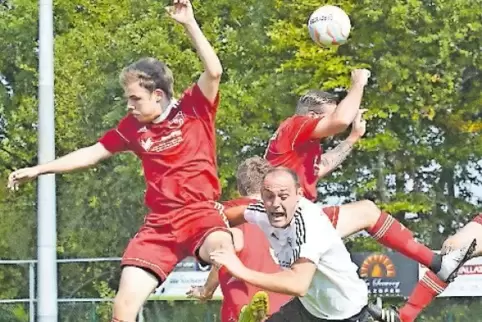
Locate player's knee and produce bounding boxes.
[441,236,464,254]
[204,229,234,252]
[359,199,379,211]
[198,229,234,263]
[112,292,138,321]
[356,199,381,221]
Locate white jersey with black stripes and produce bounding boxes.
[244,197,368,320]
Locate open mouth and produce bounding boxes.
[270,212,285,218]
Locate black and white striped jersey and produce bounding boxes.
[244,197,368,320]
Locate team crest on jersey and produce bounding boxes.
[168,111,185,129]
[140,137,154,151]
[137,126,148,133]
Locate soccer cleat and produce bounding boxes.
[436,238,477,282]
[367,303,401,322]
[238,291,270,322]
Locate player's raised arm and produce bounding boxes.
[7,143,112,190]
[317,109,367,179]
[310,69,370,139]
[166,0,222,103]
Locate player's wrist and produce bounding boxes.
[35,164,47,176]
[182,18,199,29]
[203,288,215,298]
[346,134,360,144]
[349,82,366,90]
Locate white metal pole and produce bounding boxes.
[37,0,58,320]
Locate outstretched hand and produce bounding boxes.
[7,167,40,191]
[165,0,195,25]
[186,285,213,302]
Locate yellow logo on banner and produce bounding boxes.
[360,254,396,278]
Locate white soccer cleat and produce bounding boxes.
[436,238,477,282]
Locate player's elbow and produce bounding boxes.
[292,284,310,297]
[207,65,223,79]
[85,143,112,165]
[288,278,310,297]
[331,116,352,131]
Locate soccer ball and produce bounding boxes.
[308,5,351,47]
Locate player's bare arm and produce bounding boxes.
[7,143,112,190]
[317,109,366,178]
[166,0,222,103]
[310,69,370,139]
[210,249,317,297]
[224,205,249,227]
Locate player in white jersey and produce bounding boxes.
[210,167,372,321]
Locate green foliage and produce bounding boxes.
[0,0,481,320]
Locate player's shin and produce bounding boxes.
[367,211,440,271]
[398,271,446,322]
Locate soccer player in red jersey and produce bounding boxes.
[390,215,482,322]
[264,69,474,285]
[187,156,291,322]
[7,1,237,321]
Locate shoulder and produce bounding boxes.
[296,198,330,230]
[246,201,266,214]
[116,114,143,136]
[245,201,269,225]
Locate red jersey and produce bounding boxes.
[264,115,322,201]
[219,197,291,322]
[99,84,220,215]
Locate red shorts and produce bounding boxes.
[473,214,482,226]
[322,206,340,228]
[121,201,229,281]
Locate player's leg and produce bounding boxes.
[112,223,181,322]
[112,267,159,322]
[191,202,236,263]
[331,200,475,282]
[396,214,482,322]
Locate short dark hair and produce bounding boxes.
[119,57,174,100]
[295,90,339,115]
[264,167,300,188]
[237,156,272,196]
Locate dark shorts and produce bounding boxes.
[266,298,370,322]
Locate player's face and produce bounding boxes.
[124,81,163,123]
[261,172,302,228]
[307,103,337,118]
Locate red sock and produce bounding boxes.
[367,212,435,268]
[399,271,447,322]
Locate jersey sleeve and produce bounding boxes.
[244,202,265,224]
[98,116,133,153]
[181,83,220,122]
[298,213,334,264]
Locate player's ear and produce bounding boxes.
[152,88,165,102]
